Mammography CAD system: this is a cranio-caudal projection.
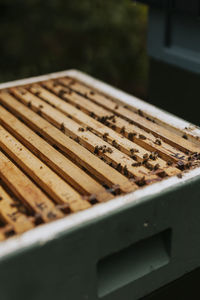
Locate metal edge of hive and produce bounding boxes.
[0,69,200,261]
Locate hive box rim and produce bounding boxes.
[0,69,200,261]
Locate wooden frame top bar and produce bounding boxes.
[0,69,199,243]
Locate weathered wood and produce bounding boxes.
[28,84,180,177]
[0,74,198,242]
[0,151,64,222]
[0,185,34,233]
[0,106,151,182]
[43,79,113,119]
[0,106,112,203]
[11,87,162,181]
[0,126,91,212]
[0,91,136,194]
[0,224,15,241]
[0,232,5,241]
[60,77,200,154]
[49,79,186,163]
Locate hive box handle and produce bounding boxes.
[97,229,171,298]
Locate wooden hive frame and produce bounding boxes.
[0,69,199,254]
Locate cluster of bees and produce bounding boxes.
[55,94,200,183]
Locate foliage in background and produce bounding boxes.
[0,0,148,98]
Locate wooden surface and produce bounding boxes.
[0,75,199,241]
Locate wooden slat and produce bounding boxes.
[60,77,200,154]
[15,89,157,181]
[0,232,5,241]
[0,126,91,212]
[0,151,63,222]
[0,105,151,183]
[108,117,186,161]
[10,87,161,181]
[0,106,112,203]
[0,91,136,194]
[44,79,113,118]
[0,225,14,241]
[27,84,180,177]
[0,185,34,233]
[0,75,197,241]
[46,79,186,163]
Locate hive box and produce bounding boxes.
[0,70,200,300]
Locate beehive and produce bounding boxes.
[0,70,200,242]
[0,70,200,300]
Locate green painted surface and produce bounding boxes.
[0,175,200,299]
[98,230,171,297]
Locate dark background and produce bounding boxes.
[0,0,148,99]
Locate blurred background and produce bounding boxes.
[0,0,148,99]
